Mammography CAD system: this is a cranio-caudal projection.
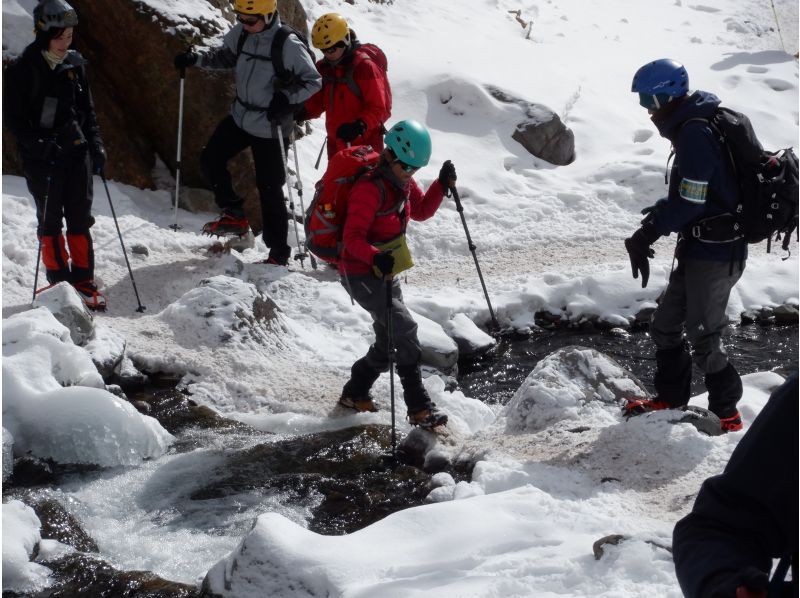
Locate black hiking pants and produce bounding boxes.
[650,258,744,417]
[201,115,291,262]
[23,150,95,283]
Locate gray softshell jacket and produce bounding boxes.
[197,15,321,138]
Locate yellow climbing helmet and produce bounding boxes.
[311,13,350,50]
[233,0,276,15]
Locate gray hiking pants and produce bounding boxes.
[650,258,744,375]
[341,275,421,369]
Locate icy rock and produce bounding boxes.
[31,282,94,345]
[411,310,459,374]
[112,356,149,389]
[2,500,52,593]
[3,427,14,482]
[84,324,126,379]
[442,313,495,358]
[159,275,280,346]
[773,304,799,324]
[505,345,648,433]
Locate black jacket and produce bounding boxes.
[4,43,102,161]
[673,373,798,597]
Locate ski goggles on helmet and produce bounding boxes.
[322,40,347,54]
[638,92,674,111]
[236,13,263,26]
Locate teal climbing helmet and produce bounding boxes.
[384,119,432,168]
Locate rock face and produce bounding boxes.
[486,85,575,165]
[2,0,311,236]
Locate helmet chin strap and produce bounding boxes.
[264,11,275,25]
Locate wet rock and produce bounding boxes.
[593,533,626,560]
[31,283,94,346]
[84,324,126,380]
[125,387,248,439]
[9,455,56,488]
[130,244,150,256]
[112,355,150,390]
[27,553,200,598]
[634,306,656,328]
[30,498,99,553]
[506,345,648,433]
[190,425,431,535]
[443,313,496,359]
[4,427,14,483]
[773,304,799,325]
[398,427,440,469]
[485,86,575,165]
[423,450,451,474]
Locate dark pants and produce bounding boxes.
[201,115,291,262]
[650,258,744,417]
[24,151,95,283]
[341,275,432,412]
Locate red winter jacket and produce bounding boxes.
[303,46,390,158]
[340,172,447,276]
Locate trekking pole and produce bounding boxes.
[170,67,186,232]
[314,135,327,170]
[451,186,499,330]
[290,132,317,270]
[101,174,146,312]
[386,276,397,459]
[276,124,308,269]
[31,161,55,304]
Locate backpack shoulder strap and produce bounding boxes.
[236,29,249,57]
[270,25,292,79]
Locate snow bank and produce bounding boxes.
[2,308,173,466]
[2,500,51,593]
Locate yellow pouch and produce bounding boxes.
[372,234,414,277]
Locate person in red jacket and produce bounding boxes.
[303,13,390,159]
[337,119,456,429]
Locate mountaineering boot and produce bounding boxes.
[202,211,250,237]
[408,406,448,429]
[705,362,743,432]
[72,280,107,311]
[339,358,382,412]
[397,364,448,428]
[653,343,693,408]
[622,397,672,418]
[719,412,743,432]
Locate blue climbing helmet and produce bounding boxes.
[631,59,689,111]
[384,119,432,168]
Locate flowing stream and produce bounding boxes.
[4,323,797,596]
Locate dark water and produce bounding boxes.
[458,325,799,405]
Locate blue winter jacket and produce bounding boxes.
[650,90,746,262]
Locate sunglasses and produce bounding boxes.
[322,41,347,55]
[236,14,262,26]
[393,159,419,174]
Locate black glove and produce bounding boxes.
[438,160,457,191]
[174,50,197,70]
[704,566,769,598]
[336,119,366,143]
[624,224,659,288]
[373,251,395,276]
[266,92,292,122]
[33,137,61,162]
[90,142,106,175]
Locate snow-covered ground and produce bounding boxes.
[2,0,798,595]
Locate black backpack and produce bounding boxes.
[690,107,799,254]
[236,24,315,86]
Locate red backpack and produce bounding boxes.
[305,145,382,264]
[319,42,392,122]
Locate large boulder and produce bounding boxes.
[486,85,575,165]
[3,0,311,236]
